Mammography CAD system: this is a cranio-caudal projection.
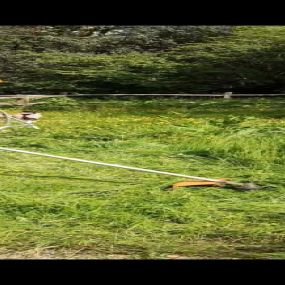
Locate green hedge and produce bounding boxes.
[0,26,285,94]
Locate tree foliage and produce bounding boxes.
[0,26,284,94]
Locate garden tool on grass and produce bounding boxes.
[0,147,261,191]
[163,179,261,191]
[0,110,41,131]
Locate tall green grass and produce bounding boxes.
[0,97,285,259]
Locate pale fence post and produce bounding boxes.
[223,92,232,99]
[16,95,30,106]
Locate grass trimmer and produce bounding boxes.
[0,147,261,191]
[0,110,41,131]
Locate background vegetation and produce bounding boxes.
[0,26,285,94]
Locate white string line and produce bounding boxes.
[0,147,242,185]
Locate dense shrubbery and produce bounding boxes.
[0,26,284,94]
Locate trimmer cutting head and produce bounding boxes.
[223,182,262,191]
[163,179,262,191]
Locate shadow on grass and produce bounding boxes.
[1,173,135,184]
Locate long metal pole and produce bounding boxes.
[0,146,244,186]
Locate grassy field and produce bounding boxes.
[0,97,285,259]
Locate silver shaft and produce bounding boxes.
[0,147,239,184]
